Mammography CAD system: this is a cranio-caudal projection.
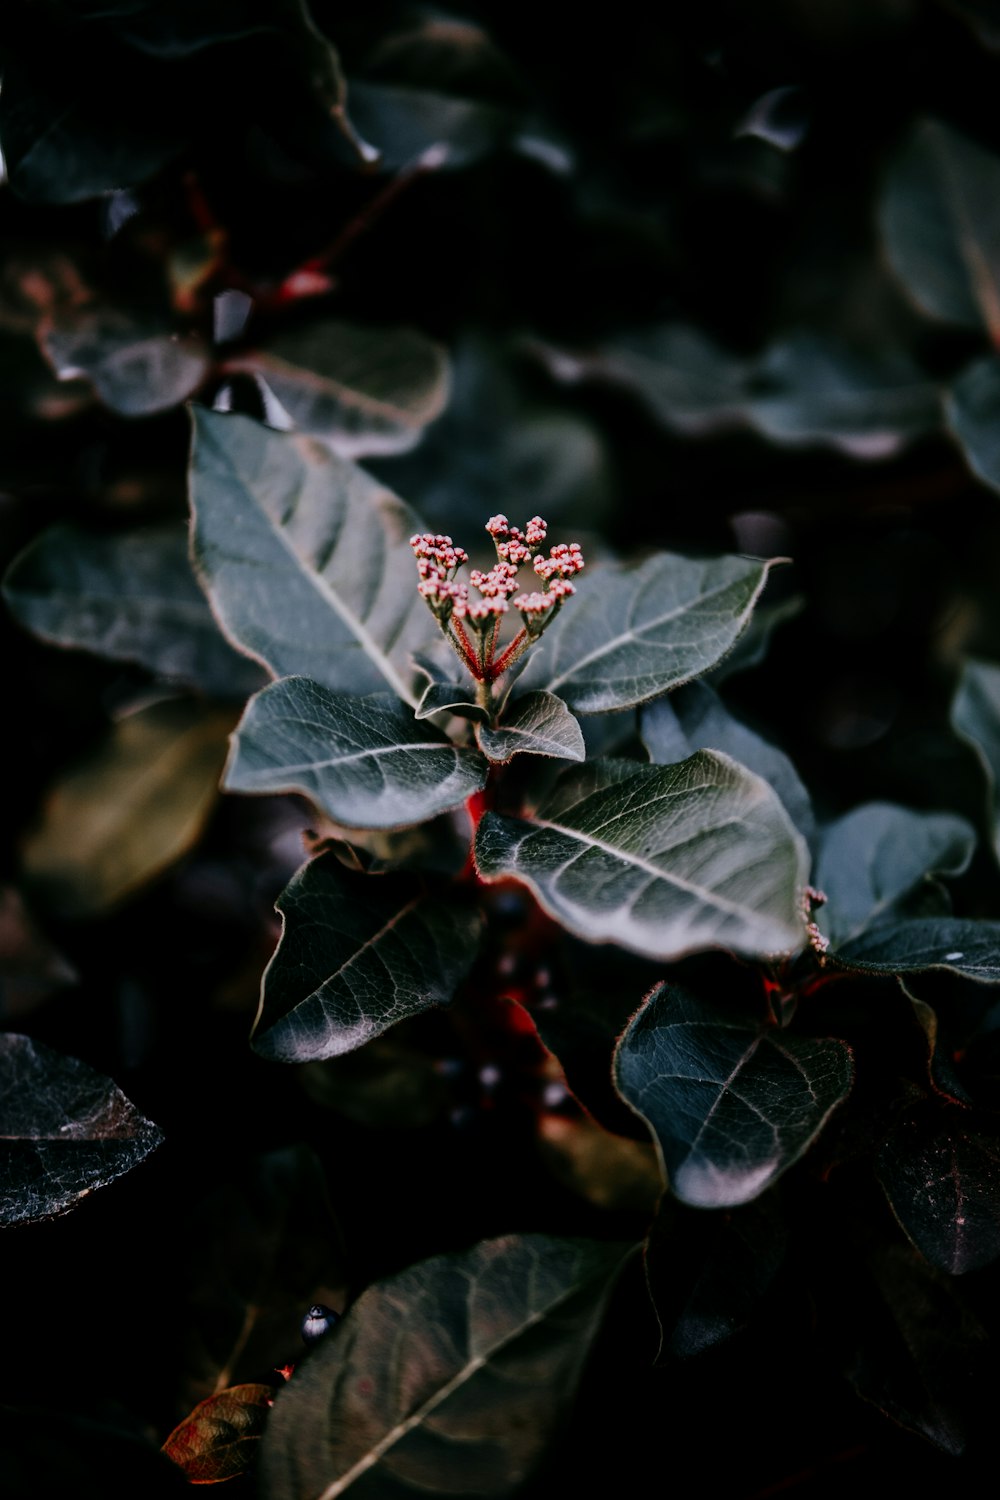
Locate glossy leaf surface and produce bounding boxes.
[254,854,484,1061]
[189,408,434,704]
[259,1234,628,1500]
[837,918,1000,980]
[614,984,852,1207]
[0,1033,163,1225]
[475,752,808,961]
[225,678,487,828]
[517,553,778,714]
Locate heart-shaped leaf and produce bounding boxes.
[876,1105,1000,1275]
[952,657,1000,856]
[226,322,450,457]
[189,408,435,704]
[613,984,852,1207]
[641,680,815,845]
[475,752,808,961]
[162,1384,274,1484]
[225,677,488,828]
[517,553,779,713]
[0,1033,163,1225]
[815,803,976,946]
[258,1234,630,1500]
[3,522,263,697]
[254,854,484,1061]
[947,354,1000,494]
[477,691,585,763]
[881,117,1000,336]
[837,918,1000,980]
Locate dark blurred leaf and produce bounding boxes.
[646,1191,788,1359]
[536,1111,662,1212]
[876,1104,1000,1274]
[259,1234,630,1500]
[477,691,585,763]
[706,594,803,685]
[947,354,1000,494]
[476,753,808,962]
[837,918,1000,980]
[226,322,449,457]
[299,1035,451,1127]
[881,117,1000,336]
[641,680,815,846]
[815,803,975,946]
[846,1243,990,1454]
[0,886,77,1022]
[544,328,940,458]
[3,523,264,698]
[181,1145,347,1407]
[0,1033,163,1225]
[937,0,1000,50]
[253,853,484,1062]
[162,1383,274,1483]
[189,409,436,702]
[952,656,1000,857]
[225,679,487,827]
[614,983,852,1207]
[517,554,780,713]
[0,1407,187,1500]
[40,306,209,416]
[22,698,235,918]
[346,81,517,172]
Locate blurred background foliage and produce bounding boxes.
[5,0,1000,1493]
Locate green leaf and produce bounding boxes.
[225,322,450,457]
[952,656,1000,856]
[254,854,484,1061]
[881,117,1000,335]
[815,803,976,946]
[0,1033,163,1225]
[947,354,1000,494]
[258,1234,629,1500]
[346,82,516,173]
[517,553,780,714]
[641,681,815,846]
[475,752,808,962]
[3,522,263,697]
[876,1105,1000,1275]
[21,699,235,918]
[162,1384,274,1484]
[837,918,1000,980]
[477,691,585,763]
[614,984,852,1207]
[544,327,940,459]
[189,408,437,704]
[41,306,209,415]
[225,678,487,829]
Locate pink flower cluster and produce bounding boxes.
[410,514,585,681]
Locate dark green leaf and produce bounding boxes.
[162,1384,274,1483]
[3,523,263,697]
[254,854,483,1061]
[641,680,814,845]
[258,1234,629,1500]
[415,680,487,722]
[816,803,976,946]
[613,984,852,1207]
[477,691,585,763]
[517,553,779,714]
[226,322,450,457]
[189,408,436,703]
[876,1105,1000,1274]
[41,307,209,415]
[645,1191,787,1359]
[475,753,808,962]
[847,1244,990,1454]
[0,1033,163,1225]
[225,678,487,828]
[837,918,1000,980]
[952,656,1000,856]
[346,81,516,173]
[947,354,1000,494]
[881,117,1000,335]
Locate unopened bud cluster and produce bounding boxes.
[410,514,585,697]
